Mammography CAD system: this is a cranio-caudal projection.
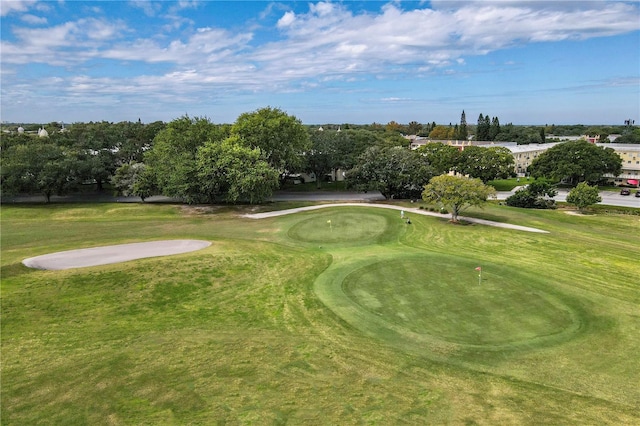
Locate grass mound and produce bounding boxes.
[342,257,579,347]
[287,212,391,244]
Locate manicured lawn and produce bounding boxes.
[1,202,639,424]
[487,177,527,190]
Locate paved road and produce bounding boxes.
[3,189,638,207]
[243,203,549,233]
[496,188,640,208]
[2,191,386,204]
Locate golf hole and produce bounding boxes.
[341,257,580,347]
[288,212,390,244]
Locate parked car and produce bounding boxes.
[620,188,630,195]
[635,190,640,198]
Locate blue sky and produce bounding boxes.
[1,0,639,125]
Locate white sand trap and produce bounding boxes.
[23,240,212,270]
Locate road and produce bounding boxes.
[496,188,640,208]
[3,189,639,208]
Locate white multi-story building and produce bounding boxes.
[598,143,640,186]
[409,137,639,186]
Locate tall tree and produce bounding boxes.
[385,121,405,133]
[489,116,501,141]
[422,175,496,222]
[529,140,622,185]
[305,129,344,188]
[457,110,468,141]
[539,127,546,143]
[196,136,279,204]
[144,115,226,203]
[1,141,80,202]
[347,146,433,199]
[429,125,454,139]
[231,107,310,173]
[339,129,384,170]
[457,146,515,182]
[477,113,490,141]
[111,162,156,201]
[407,121,422,135]
[416,142,460,175]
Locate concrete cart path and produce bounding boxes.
[23,240,212,270]
[242,203,549,234]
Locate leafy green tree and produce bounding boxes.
[1,141,80,202]
[347,146,433,199]
[196,136,279,204]
[385,121,405,133]
[416,142,460,175]
[64,121,120,191]
[231,107,310,173]
[407,121,422,135]
[429,125,454,139]
[457,146,515,183]
[339,129,384,170]
[615,127,640,144]
[529,140,622,185]
[566,182,602,212]
[111,162,156,201]
[144,115,227,203]
[422,175,496,222]
[493,124,542,144]
[113,120,166,164]
[305,129,345,188]
[506,180,557,209]
[0,131,32,151]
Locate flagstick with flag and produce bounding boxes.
[327,219,332,231]
[475,266,482,284]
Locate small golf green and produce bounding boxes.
[287,212,391,244]
[321,256,581,349]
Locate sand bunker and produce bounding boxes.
[22,240,211,270]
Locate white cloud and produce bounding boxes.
[277,11,295,28]
[2,18,128,65]
[20,13,46,25]
[0,0,37,16]
[128,1,162,17]
[309,2,335,16]
[1,1,639,123]
[102,27,252,64]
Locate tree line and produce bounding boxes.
[0,108,626,204]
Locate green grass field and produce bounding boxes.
[2,202,639,424]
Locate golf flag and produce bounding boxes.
[327,220,331,223]
[475,266,482,284]
[475,267,481,271]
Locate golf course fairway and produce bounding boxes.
[1,202,638,424]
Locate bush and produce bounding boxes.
[505,181,557,209]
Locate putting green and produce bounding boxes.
[316,254,582,352]
[287,212,392,244]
